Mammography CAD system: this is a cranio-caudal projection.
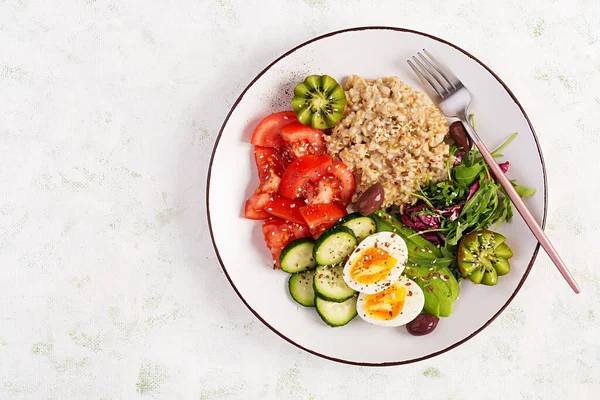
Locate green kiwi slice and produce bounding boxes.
[291,75,346,130]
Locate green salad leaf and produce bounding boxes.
[413,132,535,252]
[513,184,536,198]
[370,128,536,316]
[453,163,483,187]
[372,211,460,317]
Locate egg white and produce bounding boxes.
[356,275,425,327]
[342,232,408,295]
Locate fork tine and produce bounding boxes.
[422,49,461,88]
[417,52,453,92]
[413,55,450,95]
[407,59,441,101]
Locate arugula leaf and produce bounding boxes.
[446,143,458,181]
[491,132,518,156]
[453,163,484,187]
[396,130,537,283]
[473,132,518,163]
[514,184,536,197]
[491,196,512,227]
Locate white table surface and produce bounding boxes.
[1,1,599,399]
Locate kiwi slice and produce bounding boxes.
[291,75,346,130]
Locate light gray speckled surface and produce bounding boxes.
[1,1,599,399]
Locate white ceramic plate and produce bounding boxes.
[207,27,546,366]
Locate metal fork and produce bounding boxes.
[408,50,580,294]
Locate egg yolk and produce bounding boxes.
[349,247,398,284]
[363,284,406,320]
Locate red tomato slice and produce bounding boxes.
[305,162,355,207]
[265,197,306,225]
[304,176,338,205]
[262,218,311,268]
[280,123,326,158]
[250,111,298,148]
[244,192,272,220]
[329,162,355,205]
[243,175,281,220]
[288,221,311,239]
[254,146,285,183]
[278,146,296,169]
[279,155,332,199]
[260,174,281,194]
[299,203,347,238]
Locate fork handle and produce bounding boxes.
[460,117,581,294]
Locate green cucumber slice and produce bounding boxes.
[313,226,357,266]
[280,238,317,273]
[337,212,376,242]
[288,271,316,307]
[315,296,358,327]
[313,265,356,302]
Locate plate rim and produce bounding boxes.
[206,26,548,366]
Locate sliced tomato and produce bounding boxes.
[299,203,347,238]
[243,175,281,220]
[254,146,285,183]
[280,123,326,158]
[279,155,332,199]
[304,176,339,205]
[244,192,271,219]
[250,111,298,148]
[321,161,354,207]
[278,146,296,169]
[260,174,281,194]
[265,197,306,225]
[304,161,355,207]
[262,218,311,268]
[328,162,355,206]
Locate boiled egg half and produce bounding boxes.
[356,275,425,327]
[342,232,408,295]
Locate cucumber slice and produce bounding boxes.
[315,296,358,327]
[313,226,357,266]
[280,238,317,273]
[337,212,376,242]
[313,265,356,302]
[291,75,347,129]
[288,271,316,307]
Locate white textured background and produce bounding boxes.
[1,1,599,399]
